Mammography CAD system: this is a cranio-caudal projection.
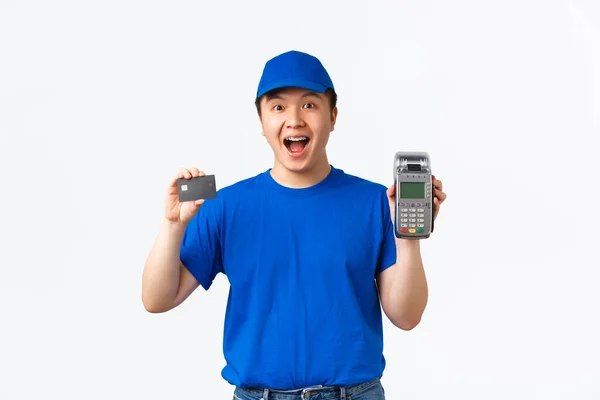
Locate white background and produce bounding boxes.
[1,0,599,399]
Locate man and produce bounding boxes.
[142,50,447,400]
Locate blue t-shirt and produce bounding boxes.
[180,165,397,390]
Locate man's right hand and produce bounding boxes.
[165,167,207,225]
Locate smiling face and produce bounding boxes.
[258,87,338,185]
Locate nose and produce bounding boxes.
[286,107,305,129]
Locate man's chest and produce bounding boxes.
[220,206,381,285]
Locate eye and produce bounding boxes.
[272,105,283,111]
[303,103,315,109]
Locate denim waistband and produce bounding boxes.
[236,376,382,400]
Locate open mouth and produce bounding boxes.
[284,136,310,154]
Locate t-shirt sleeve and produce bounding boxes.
[179,198,224,291]
[376,189,397,275]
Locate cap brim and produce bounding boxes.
[257,79,329,98]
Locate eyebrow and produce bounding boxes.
[301,91,322,98]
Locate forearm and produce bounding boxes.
[142,218,187,311]
[385,239,428,328]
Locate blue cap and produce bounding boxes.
[256,50,335,98]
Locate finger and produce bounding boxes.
[169,171,186,189]
[169,174,180,187]
[179,168,192,179]
[194,199,205,206]
[190,168,205,178]
[434,188,447,202]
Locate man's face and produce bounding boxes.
[260,87,337,174]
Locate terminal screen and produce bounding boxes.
[400,182,425,199]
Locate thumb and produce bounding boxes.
[386,184,396,199]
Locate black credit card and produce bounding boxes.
[177,175,217,202]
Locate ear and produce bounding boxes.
[330,107,338,132]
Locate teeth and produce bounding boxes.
[286,137,308,141]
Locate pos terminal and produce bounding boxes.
[393,151,434,239]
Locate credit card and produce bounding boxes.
[177,175,217,202]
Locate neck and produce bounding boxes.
[270,156,332,188]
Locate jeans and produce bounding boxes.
[233,376,385,400]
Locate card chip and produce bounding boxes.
[181,184,188,191]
